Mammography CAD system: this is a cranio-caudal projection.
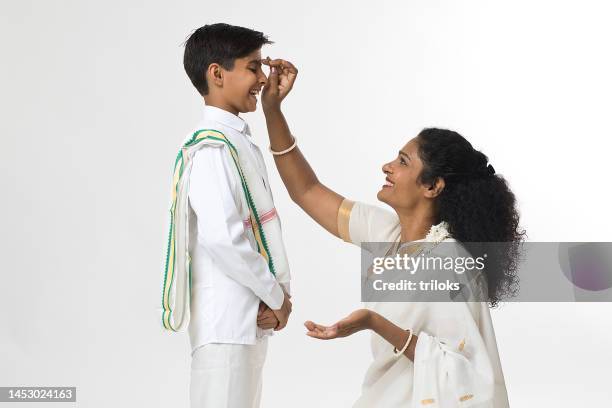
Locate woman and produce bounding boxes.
[260,59,524,407]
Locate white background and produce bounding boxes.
[2,0,611,406]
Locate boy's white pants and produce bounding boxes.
[190,337,268,408]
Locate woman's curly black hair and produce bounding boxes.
[416,128,526,307]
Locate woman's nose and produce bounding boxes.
[382,162,392,174]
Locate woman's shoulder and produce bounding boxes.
[348,200,401,244]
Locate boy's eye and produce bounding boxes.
[248,67,257,73]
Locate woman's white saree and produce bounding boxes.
[338,199,510,408]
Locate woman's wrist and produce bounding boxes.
[366,311,380,331]
[367,311,417,360]
[263,105,283,117]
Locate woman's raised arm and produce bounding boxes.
[263,108,344,238]
[261,58,345,238]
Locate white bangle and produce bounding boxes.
[269,135,297,156]
[393,329,414,356]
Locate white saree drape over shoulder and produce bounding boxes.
[337,199,510,408]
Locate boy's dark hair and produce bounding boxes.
[183,23,273,96]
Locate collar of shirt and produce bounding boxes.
[202,105,253,140]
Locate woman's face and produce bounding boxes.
[377,137,436,211]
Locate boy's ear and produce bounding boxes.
[207,63,224,88]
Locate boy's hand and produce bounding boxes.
[257,301,279,330]
[262,57,298,112]
[271,289,292,331]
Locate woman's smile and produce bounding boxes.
[383,176,395,188]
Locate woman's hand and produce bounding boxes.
[304,309,373,340]
[261,57,298,112]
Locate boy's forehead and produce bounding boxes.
[241,49,263,63]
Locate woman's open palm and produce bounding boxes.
[304,309,371,340]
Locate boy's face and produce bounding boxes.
[220,49,268,113]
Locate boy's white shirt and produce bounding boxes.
[186,105,289,353]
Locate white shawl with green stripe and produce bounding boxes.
[160,129,290,332]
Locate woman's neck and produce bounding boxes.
[397,209,438,243]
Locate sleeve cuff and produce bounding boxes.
[414,330,436,363]
[265,281,285,310]
[337,198,355,243]
[280,282,291,296]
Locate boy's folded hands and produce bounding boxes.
[257,288,292,331]
[257,301,279,330]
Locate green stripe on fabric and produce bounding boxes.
[163,155,183,330]
[161,128,277,331]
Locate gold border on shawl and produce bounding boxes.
[337,199,355,243]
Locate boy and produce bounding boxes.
[160,23,292,408]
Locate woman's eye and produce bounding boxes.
[400,157,407,165]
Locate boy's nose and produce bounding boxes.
[258,72,268,86]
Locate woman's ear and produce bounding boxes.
[425,177,445,198]
[207,63,224,88]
